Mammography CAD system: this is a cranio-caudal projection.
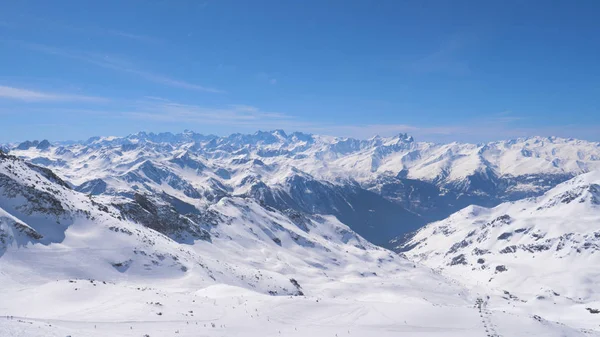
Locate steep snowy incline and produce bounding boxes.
[400,171,600,331]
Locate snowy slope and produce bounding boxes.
[400,171,600,331]
[0,150,403,293]
[0,149,594,336]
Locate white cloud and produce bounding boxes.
[0,85,106,102]
[303,121,600,144]
[1,82,596,143]
[132,71,224,93]
[20,43,224,93]
[124,101,293,126]
[121,100,599,143]
[104,30,161,44]
[6,15,161,44]
[394,34,475,76]
[257,72,278,85]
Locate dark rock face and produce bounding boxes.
[500,245,518,254]
[30,157,67,167]
[449,254,467,266]
[282,209,311,232]
[113,193,212,244]
[36,140,51,150]
[490,215,512,226]
[0,174,67,219]
[24,162,71,189]
[13,222,43,239]
[0,155,72,243]
[447,239,472,255]
[497,232,513,240]
[289,278,304,296]
[539,184,600,208]
[473,248,490,255]
[123,161,201,199]
[16,140,38,150]
[76,179,108,195]
[169,152,205,171]
[214,168,231,180]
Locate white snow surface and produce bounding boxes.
[0,144,596,335]
[402,170,600,332]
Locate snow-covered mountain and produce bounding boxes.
[2,136,600,336]
[0,149,401,294]
[398,171,600,331]
[5,130,600,247]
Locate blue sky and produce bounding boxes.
[1,0,599,143]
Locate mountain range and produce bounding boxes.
[1,130,600,336]
[5,130,600,247]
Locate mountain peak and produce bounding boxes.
[397,133,414,142]
[271,129,288,138]
[36,139,51,150]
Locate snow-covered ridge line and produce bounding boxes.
[7,130,600,180]
[10,129,596,147]
[4,129,600,246]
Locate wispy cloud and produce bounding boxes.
[257,72,278,85]
[118,101,599,143]
[133,71,224,93]
[302,113,599,143]
[125,101,291,126]
[489,111,525,124]
[1,91,598,142]
[216,63,237,73]
[3,15,160,44]
[19,42,223,93]
[104,30,161,44]
[404,34,473,76]
[0,85,107,102]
